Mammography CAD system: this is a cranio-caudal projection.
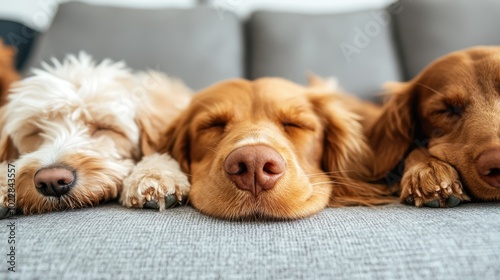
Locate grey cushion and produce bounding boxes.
[1,203,499,279]
[25,2,243,90]
[248,10,402,99]
[394,0,500,79]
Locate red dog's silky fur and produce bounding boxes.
[164,78,392,220]
[369,46,500,207]
[0,40,19,106]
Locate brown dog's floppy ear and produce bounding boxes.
[0,107,19,161]
[306,73,339,91]
[308,92,372,179]
[134,72,191,159]
[160,113,191,174]
[309,92,395,206]
[136,114,166,158]
[368,82,416,180]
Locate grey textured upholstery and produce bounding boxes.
[25,3,243,90]
[2,0,500,279]
[394,0,500,79]
[248,10,402,99]
[1,203,499,279]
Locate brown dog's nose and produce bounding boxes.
[224,145,285,196]
[34,166,76,196]
[476,147,500,188]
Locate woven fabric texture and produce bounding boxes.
[1,203,499,279]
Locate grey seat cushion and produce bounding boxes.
[247,10,402,99]
[394,0,500,79]
[25,2,243,90]
[2,203,499,279]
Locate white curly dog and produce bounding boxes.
[0,53,191,217]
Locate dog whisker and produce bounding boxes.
[203,146,217,154]
[310,181,331,186]
[415,82,446,97]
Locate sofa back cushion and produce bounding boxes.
[26,2,243,90]
[394,0,500,79]
[247,10,403,99]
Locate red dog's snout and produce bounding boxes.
[34,166,76,197]
[476,147,500,188]
[224,145,285,196]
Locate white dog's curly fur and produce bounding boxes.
[0,53,191,215]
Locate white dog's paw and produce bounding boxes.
[120,153,190,211]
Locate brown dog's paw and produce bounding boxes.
[400,159,470,208]
[120,154,190,211]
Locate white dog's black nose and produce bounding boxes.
[34,166,76,197]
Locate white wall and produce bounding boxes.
[0,0,396,31]
[208,0,397,19]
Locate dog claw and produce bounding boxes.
[424,200,440,208]
[405,196,414,205]
[165,194,178,209]
[132,198,139,205]
[0,207,11,219]
[144,200,159,209]
[446,196,461,207]
[144,194,184,210]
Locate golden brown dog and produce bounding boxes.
[162,77,392,220]
[369,46,500,207]
[0,40,20,106]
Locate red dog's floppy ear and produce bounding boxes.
[308,92,394,206]
[0,107,19,162]
[368,82,416,180]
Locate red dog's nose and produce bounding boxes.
[34,166,76,197]
[476,147,500,188]
[224,145,285,196]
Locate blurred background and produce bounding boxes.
[1,0,396,31]
[1,0,499,98]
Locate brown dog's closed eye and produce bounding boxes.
[163,77,393,220]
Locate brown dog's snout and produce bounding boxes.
[224,145,285,196]
[34,166,76,196]
[476,147,500,188]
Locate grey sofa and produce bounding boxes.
[1,0,500,279]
